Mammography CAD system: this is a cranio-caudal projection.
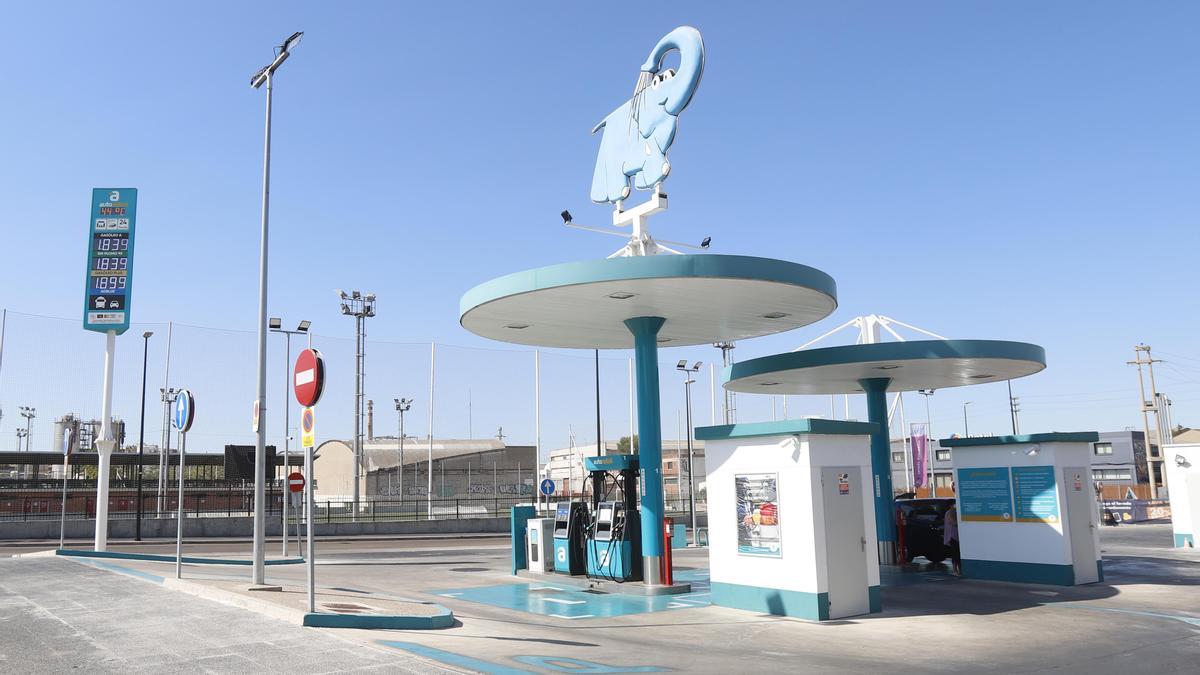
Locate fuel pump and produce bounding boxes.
[552,501,589,575]
[584,454,643,582]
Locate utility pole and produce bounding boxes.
[339,290,375,521]
[1128,344,1165,498]
[1007,380,1020,435]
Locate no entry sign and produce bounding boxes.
[288,472,305,493]
[293,348,325,407]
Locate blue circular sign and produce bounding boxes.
[173,389,195,433]
[539,478,555,496]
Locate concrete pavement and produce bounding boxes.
[3,524,1199,673]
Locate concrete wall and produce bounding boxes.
[0,515,509,541]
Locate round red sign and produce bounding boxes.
[293,348,325,407]
[288,472,305,493]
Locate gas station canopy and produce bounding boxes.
[460,255,838,349]
[724,339,1047,394]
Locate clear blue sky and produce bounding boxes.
[1,2,1197,456]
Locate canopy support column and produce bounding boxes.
[626,316,667,585]
[860,377,897,565]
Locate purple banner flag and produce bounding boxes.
[911,423,928,488]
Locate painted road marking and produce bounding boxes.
[543,598,586,605]
[530,585,564,591]
[378,641,533,674]
[549,613,595,620]
[439,592,463,597]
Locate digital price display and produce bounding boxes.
[83,188,137,334]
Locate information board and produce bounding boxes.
[735,473,781,556]
[956,467,1013,522]
[1012,466,1060,524]
[83,188,137,333]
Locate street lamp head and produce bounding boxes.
[364,293,376,302]
[297,320,311,332]
[700,236,711,249]
[676,360,688,369]
[281,31,303,53]
[561,210,573,224]
[336,289,347,299]
[352,291,361,300]
[340,303,350,314]
[693,361,702,370]
[142,330,154,339]
[269,317,282,330]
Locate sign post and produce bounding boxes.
[172,390,195,579]
[84,188,138,552]
[294,348,324,614]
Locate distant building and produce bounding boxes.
[312,437,535,502]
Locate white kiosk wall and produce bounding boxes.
[1163,443,1200,548]
[695,419,880,621]
[941,432,1102,586]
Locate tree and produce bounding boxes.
[616,435,639,454]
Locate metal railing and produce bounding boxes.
[0,484,709,524]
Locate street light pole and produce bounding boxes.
[250,30,302,586]
[963,401,972,438]
[270,318,310,557]
[136,331,153,541]
[395,398,411,503]
[676,361,702,539]
[919,389,935,497]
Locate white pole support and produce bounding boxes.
[94,329,117,552]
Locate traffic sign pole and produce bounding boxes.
[176,429,186,579]
[305,443,315,613]
[294,348,324,614]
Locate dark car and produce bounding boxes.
[896,498,956,564]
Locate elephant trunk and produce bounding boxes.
[639,26,705,116]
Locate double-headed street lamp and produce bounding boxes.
[136,331,153,541]
[676,360,702,539]
[249,29,303,585]
[270,318,310,556]
[394,398,412,500]
[339,290,375,521]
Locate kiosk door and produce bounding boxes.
[1063,467,1099,584]
[821,466,869,618]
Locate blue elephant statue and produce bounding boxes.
[590,26,705,205]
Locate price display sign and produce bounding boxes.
[83,188,137,333]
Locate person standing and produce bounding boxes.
[943,501,961,576]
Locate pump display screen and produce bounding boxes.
[83,188,137,333]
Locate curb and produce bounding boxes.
[53,548,304,566]
[304,610,454,630]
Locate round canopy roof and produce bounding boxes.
[724,339,1046,395]
[460,255,837,349]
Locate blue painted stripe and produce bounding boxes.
[1173,533,1194,548]
[868,585,882,613]
[1053,602,1200,627]
[962,559,1076,585]
[71,556,166,584]
[55,548,304,566]
[378,641,534,674]
[710,581,827,620]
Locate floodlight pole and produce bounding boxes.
[250,31,301,585]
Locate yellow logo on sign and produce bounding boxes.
[301,406,315,448]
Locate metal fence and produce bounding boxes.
[0,482,707,524]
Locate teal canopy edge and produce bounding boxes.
[459,254,837,319]
[940,432,1099,447]
[725,339,1046,385]
[695,418,877,441]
